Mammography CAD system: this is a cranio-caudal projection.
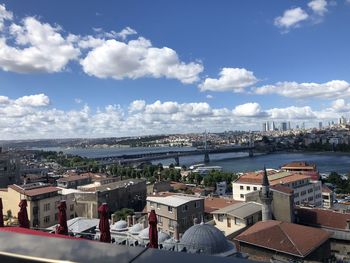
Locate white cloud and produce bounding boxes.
[0,94,345,139]
[15,94,50,107]
[75,98,82,104]
[116,27,137,40]
[308,0,328,16]
[233,102,265,117]
[329,99,350,112]
[0,4,12,31]
[199,68,258,92]
[274,7,309,29]
[0,17,80,73]
[80,37,203,84]
[206,95,213,99]
[255,80,350,99]
[267,106,316,119]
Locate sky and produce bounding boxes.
[0,0,350,139]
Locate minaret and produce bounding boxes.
[260,166,272,221]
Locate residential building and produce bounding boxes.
[322,185,334,208]
[0,183,75,228]
[235,220,331,262]
[74,179,146,219]
[280,161,319,180]
[56,175,91,189]
[232,171,323,207]
[0,149,20,188]
[146,195,204,239]
[296,207,350,261]
[211,202,262,238]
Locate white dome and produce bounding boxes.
[111,220,128,231]
[158,231,170,243]
[180,223,236,255]
[138,227,149,239]
[129,223,144,234]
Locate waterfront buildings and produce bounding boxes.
[232,170,323,207]
[146,195,204,239]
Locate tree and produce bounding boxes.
[113,208,134,221]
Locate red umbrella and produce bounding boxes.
[18,199,29,228]
[148,209,158,248]
[55,200,68,235]
[98,203,111,243]
[0,198,4,227]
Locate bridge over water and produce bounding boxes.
[95,145,255,166]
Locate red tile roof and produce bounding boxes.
[281,162,316,170]
[235,172,311,186]
[322,185,333,194]
[296,207,350,230]
[235,220,331,258]
[10,185,60,197]
[204,197,242,213]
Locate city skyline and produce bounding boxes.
[1,1,350,139]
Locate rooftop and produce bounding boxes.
[147,195,203,207]
[296,207,350,230]
[9,184,60,197]
[83,179,145,192]
[235,220,331,258]
[56,175,91,182]
[204,197,242,214]
[211,202,262,219]
[234,171,311,186]
[281,161,316,170]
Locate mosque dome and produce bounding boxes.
[180,223,236,255]
[111,220,128,231]
[129,223,144,234]
[158,231,170,243]
[138,227,149,239]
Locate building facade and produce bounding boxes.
[0,183,75,228]
[146,195,204,239]
[232,171,323,207]
[56,175,91,189]
[0,150,20,188]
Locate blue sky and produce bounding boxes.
[0,0,350,139]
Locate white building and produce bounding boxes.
[232,171,323,207]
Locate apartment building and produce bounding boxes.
[0,149,20,188]
[146,195,204,239]
[0,183,75,228]
[211,202,262,238]
[322,185,334,208]
[232,171,323,207]
[74,179,147,218]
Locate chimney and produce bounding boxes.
[127,215,132,227]
[347,219,350,230]
[132,215,137,226]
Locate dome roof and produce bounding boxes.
[111,220,128,231]
[158,231,170,243]
[129,223,144,234]
[180,223,235,255]
[138,227,149,239]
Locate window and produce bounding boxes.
[195,201,200,208]
[253,187,257,191]
[70,214,74,219]
[227,217,231,228]
[308,188,313,193]
[70,204,74,211]
[301,190,306,196]
[150,202,154,207]
[54,213,58,221]
[247,216,253,226]
[44,216,50,223]
[182,204,188,212]
[168,206,173,213]
[156,203,160,209]
[218,214,224,222]
[44,203,50,212]
[169,219,176,229]
[157,215,163,225]
[308,196,313,201]
[246,186,250,191]
[240,194,244,199]
[182,217,187,226]
[240,185,244,190]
